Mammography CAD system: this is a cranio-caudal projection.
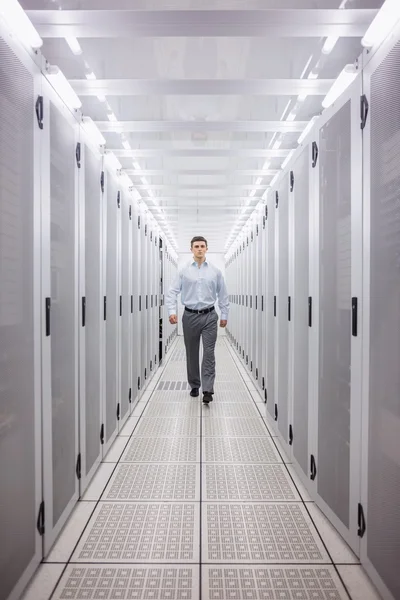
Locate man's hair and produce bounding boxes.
[191,236,208,248]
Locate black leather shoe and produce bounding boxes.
[190,388,199,397]
[203,392,213,404]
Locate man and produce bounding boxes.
[166,236,229,404]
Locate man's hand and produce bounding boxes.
[220,320,227,328]
[169,314,178,325]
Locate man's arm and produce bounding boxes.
[216,270,229,326]
[165,271,182,324]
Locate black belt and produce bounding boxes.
[185,306,215,315]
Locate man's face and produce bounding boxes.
[191,241,208,259]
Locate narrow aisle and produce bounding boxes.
[23,338,380,600]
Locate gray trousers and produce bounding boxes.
[182,309,219,393]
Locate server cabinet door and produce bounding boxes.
[261,207,269,398]
[42,87,79,554]
[266,192,275,417]
[80,141,102,493]
[275,176,290,443]
[256,215,263,389]
[0,31,43,600]
[315,79,362,553]
[120,191,131,425]
[290,146,310,479]
[104,174,120,451]
[131,203,140,401]
[361,33,400,600]
[140,208,148,387]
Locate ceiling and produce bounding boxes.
[22,0,383,253]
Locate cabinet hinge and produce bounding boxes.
[100,170,104,193]
[129,205,132,220]
[262,377,265,390]
[274,403,278,421]
[290,170,294,192]
[274,296,277,317]
[117,191,121,208]
[76,453,81,480]
[255,368,258,380]
[100,423,105,444]
[308,296,312,327]
[288,296,291,322]
[104,296,107,321]
[138,377,141,390]
[275,191,279,208]
[131,295,133,314]
[117,403,120,421]
[36,500,45,536]
[120,295,122,317]
[264,388,267,403]
[129,388,132,403]
[138,215,141,229]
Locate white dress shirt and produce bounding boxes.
[166,260,230,321]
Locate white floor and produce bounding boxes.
[23,338,382,600]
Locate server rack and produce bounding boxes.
[0,19,179,599]
[0,25,43,600]
[360,29,400,600]
[41,79,80,555]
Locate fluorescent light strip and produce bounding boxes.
[46,65,82,110]
[0,0,43,49]
[65,36,82,55]
[362,0,400,49]
[322,64,357,109]
[298,116,318,144]
[281,150,295,170]
[105,152,122,172]
[82,116,106,146]
[322,36,339,55]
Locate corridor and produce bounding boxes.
[22,338,380,600]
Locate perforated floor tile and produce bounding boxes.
[202,503,329,564]
[121,437,200,463]
[72,503,200,563]
[214,382,248,392]
[202,566,348,599]
[53,565,200,600]
[202,417,269,437]
[202,403,259,418]
[206,391,253,404]
[162,364,191,379]
[203,437,282,464]
[104,463,200,501]
[152,391,197,403]
[143,401,201,418]
[157,380,190,391]
[203,464,300,502]
[133,417,200,437]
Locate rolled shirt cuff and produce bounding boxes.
[220,313,229,321]
[168,310,177,316]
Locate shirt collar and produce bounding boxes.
[192,259,208,266]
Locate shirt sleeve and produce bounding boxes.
[165,271,182,316]
[216,270,230,321]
